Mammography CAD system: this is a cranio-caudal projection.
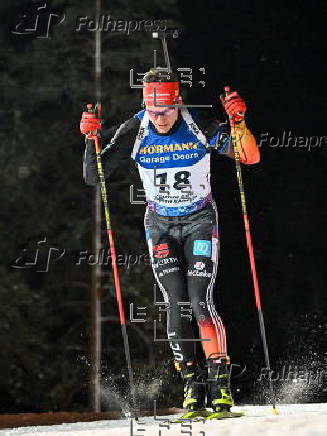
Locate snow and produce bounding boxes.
[1,404,327,436]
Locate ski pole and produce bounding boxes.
[87,104,137,418]
[224,86,278,414]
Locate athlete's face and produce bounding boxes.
[146,105,179,133]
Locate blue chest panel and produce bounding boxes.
[134,118,207,169]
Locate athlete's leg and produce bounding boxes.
[144,208,197,363]
[183,202,227,360]
[183,202,233,411]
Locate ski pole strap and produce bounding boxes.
[131,111,150,159]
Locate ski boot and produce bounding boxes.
[172,360,210,422]
[205,356,243,419]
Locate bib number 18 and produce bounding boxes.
[156,171,191,192]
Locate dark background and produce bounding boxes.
[0,0,326,413]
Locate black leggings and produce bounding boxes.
[144,201,227,363]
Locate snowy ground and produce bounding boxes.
[1,404,327,436]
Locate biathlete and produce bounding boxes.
[80,68,260,416]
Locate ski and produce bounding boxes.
[205,410,245,420]
[170,409,213,423]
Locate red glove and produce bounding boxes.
[80,104,101,138]
[220,88,246,124]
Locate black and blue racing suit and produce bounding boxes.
[84,108,233,363]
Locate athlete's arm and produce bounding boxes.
[219,89,260,164]
[83,117,140,186]
[226,120,260,164]
[83,124,118,186]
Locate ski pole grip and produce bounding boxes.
[87,103,95,113]
[80,103,100,139]
[223,86,233,122]
[223,86,244,122]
